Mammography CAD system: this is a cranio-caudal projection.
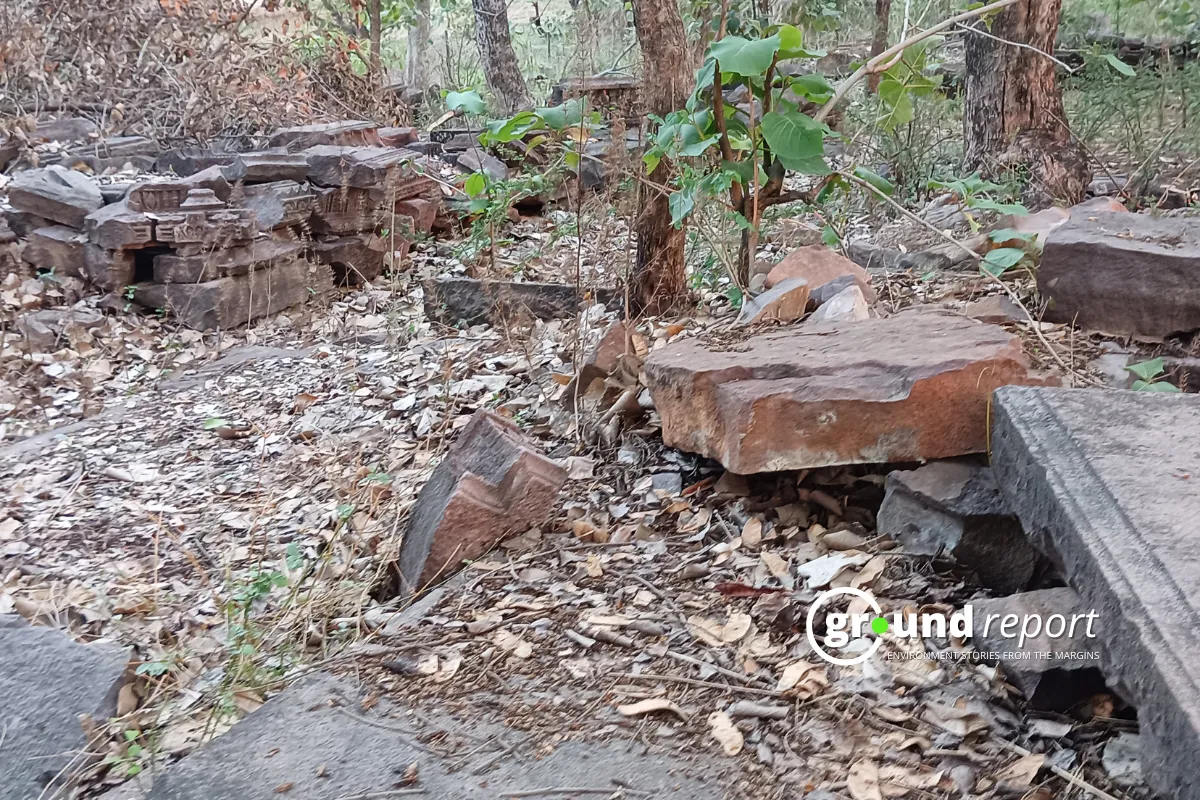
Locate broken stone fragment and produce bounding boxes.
[134,259,330,329]
[566,320,635,400]
[378,126,419,147]
[971,588,1106,710]
[268,120,382,150]
[154,147,239,177]
[303,145,424,189]
[806,284,870,324]
[455,147,508,181]
[8,165,103,228]
[1039,211,1200,339]
[963,295,1023,324]
[808,273,855,308]
[395,196,438,234]
[737,277,810,326]
[424,277,620,326]
[394,410,567,597]
[644,310,1050,473]
[33,116,100,142]
[989,385,1200,800]
[877,460,1042,593]
[0,615,129,800]
[221,152,311,184]
[83,245,136,292]
[847,240,956,273]
[310,186,383,234]
[15,307,104,351]
[311,233,389,286]
[22,225,87,277]
[126,166,232,213]
[83,202,154,250]
[765,244,877,302]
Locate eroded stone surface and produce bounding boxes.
[395,410,566,596]
[311,234,388,286]
[139,672,721,800]
[424,278,619,326]
[738,277,810,326]
[767,244,877,302]
[644,310,1048,473]
[990,386,1200,800]
[22,225,87,277]
[0,615,128,800]
[878,460,1041,593]
[1040,211,1200,339]
[268,120,382,150]
[807,284,870,324]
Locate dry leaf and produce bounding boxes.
[116,683,139,716]
[708,711,744,756]
[721,611,753,643]
[435,653,462,683]
[741,517,763,548]
[760,551,793,589]
[687,615,725,647]
[494,629,533,659]
[848,759,884,800]
[775,661,827,699]
[995,753,1045,788]
[921,703,989,737]
[617,698,688,720]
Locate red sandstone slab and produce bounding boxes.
[644,310,1049,473]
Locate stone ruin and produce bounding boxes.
[2,120,443,330]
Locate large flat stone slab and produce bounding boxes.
[990,386,1200,800]
[1040,211,1200,339]
[139,672,720,800]
[8,165,103,228]
[0,615,128,800]
[644,310,1048,473]
[424,277,619,326]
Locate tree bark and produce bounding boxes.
[630,0,691,314]
[866,0,892,92]
[404,0,432,91]
[368,0,383,75]
[471,0,533,114]
[962,0,1089,204]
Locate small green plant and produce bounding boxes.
[102,730,148,777]
[1127,358,1180,392]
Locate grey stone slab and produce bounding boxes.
[972,588,1107,710]
[878,460,1043,593]
[990,385,1200,800]
[424,277,619,326]
[268,120,381,150]
[1039,211,1200,339]
[221,152,311,184]
[237,180,316,231]
[84,202,155,250]
[22,225,88,277]
[0,615,129,800]
[8,165,103,228]
[140,672,722,800]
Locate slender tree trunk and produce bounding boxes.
[867,0,892,92]
[369,0,383,75]
[471,0,533,113]
[630,0,691,314]
[962,0,1089,204]
[404,0,432,90]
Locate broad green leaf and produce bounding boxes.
[1126,358,1165,381]
[708,35,781,77]
[722,158,761,187]
[761,109,825,172]
[853,166,895,196]
[815,173,849,203]
[776,24,825,59]
[643,150,662,173]
[821,225,841,247]
[969,198,1029,215]
[988,227,1037,243]
[468,197,489,214]
[681,136,720,157]
[484,110,539,143]
[1136,380,1181,393]
[788,73,834,103]
[464,172,486,197]
[446,89,486,114]
[203,417,228,430]
[537,99,584,130]
[669,190,695,226]
[980,247,1026,276]
[1104,53,1136,77]
[878,90,914,131]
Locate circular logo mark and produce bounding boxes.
[806,586,886,666]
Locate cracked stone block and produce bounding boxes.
[126,167,232,213]
[990,385,1200,800]
[971,588,1107,711]
[134,259,330,330]
[878,460,1043,593]
[395,410,566,596]
[1040,211,1200,339]
[152,240,306,283]
[220,152,311,184]
[645,310,1050,473]
[9,165,103,228]
[310,186,384,235]
[83,245,136,292]
[737,277,810,326]
[84,202,155,250]
[268,120,382,150]
[395,197,438,234]
[423,277,619,326]
[765,244,877,302]
[807,284,870,324]
[154,147,240,177]
[22,225,87,277]
[237,181,316,231]
[303,146,424,190]
[0,615,128,800]
[378,126,419,147]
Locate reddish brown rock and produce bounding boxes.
[22,226,87,277]
[303,146,425,190]
[394,197,438,234]
[964,294,1023,324]
[644,310,1049,473]
[311,234,389,286]
[268,120,382,150]
[765,244,877,303]
[378,126,419,147]
[126,167,231,213]
[153,239,306,283]
[83,245,135,291]
[83,202,154,250]
[737,277,810,325]
[394,410,567,597]
[310,186,384,234]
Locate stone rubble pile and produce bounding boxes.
[3,120,445,330]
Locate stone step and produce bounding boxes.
[990,385,1200,800]
[644,309,1050,473]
